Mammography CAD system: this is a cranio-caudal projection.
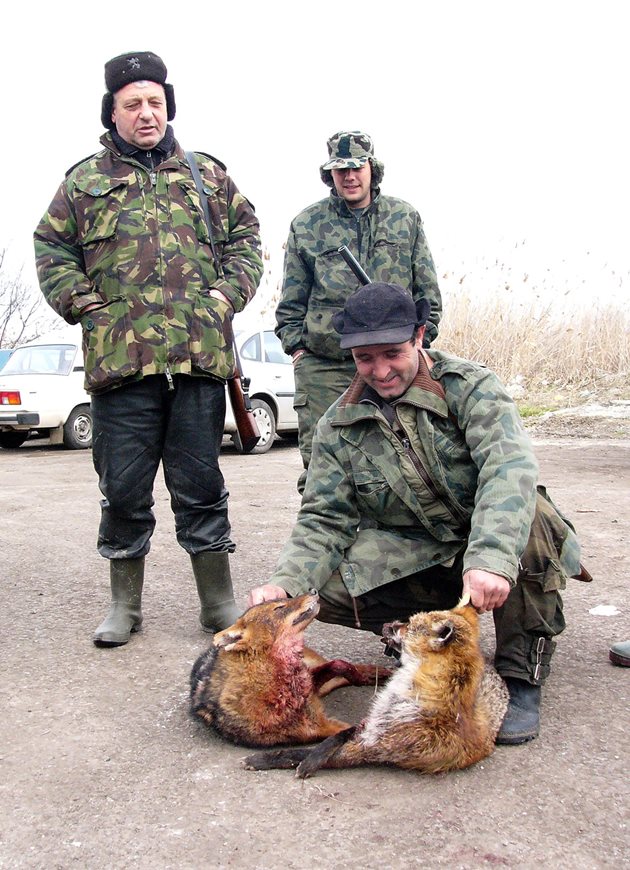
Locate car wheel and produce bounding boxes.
[0,430,30,449]
[63,405,93,450]
[233,398,276,455]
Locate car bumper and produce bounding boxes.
[0,412,40,426]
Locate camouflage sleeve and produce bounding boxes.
[33,181,105,324]
[411,214,441,344]
[269,418,360,596]
[446,367,539,583]
[274,224,311,355]
[212,175,263,313]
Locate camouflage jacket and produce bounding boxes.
[34,133,263,393]
[272,351,552,598]
[275,191,441,361]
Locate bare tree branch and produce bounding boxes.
[0,249,62,347]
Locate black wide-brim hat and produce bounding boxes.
[100,51,176,129]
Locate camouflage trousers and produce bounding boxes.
[293,353,356,493]
[317,490,581,686]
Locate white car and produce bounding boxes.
[0,325,297,454]
[0,327,92,450]
[225,326,298,454]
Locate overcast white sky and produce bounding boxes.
[1,0,628,318]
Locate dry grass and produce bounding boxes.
[433,287,630,401]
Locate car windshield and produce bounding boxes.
[2,344,76,376]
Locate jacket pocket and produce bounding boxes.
[189,291,234,380]
[74,177,128,245]
[519,560,567,635]
[81,297,140,391]
[178,180,229,246]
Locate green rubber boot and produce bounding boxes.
[93,557,144,647]
[191,551,240,633]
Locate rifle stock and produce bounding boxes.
[227,373,260,453]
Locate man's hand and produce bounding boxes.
[247,585,289,607]
[463,569,511,613]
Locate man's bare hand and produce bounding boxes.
[462,569,511,613]
[247,585,289,607]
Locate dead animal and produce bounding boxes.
[243,604,509,777]
[190,590,392,748]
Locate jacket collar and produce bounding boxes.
[329,188,381,218]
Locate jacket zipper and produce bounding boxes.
[165,365,174,391]
[396,432,470,526]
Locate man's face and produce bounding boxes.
[331,162,372,208]
[111,80,167,149]
[352,330,424,400]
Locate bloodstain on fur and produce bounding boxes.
[190,591,392,748]
[243,605,509,776]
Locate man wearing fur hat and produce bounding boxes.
[34,51,263,647]
[276,131,442,492]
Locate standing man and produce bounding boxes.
[251,283,589,744]
[276,130,442,491]
[34,51,263,647]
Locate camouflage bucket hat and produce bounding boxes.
[321,131,374,171]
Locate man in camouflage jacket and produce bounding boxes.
[251,283,587,745]
[276,130,442,492]
[34,51,263,648]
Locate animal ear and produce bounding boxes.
[213,630,245,651]
[434,620,455,646]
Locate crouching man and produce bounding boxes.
[249,282,588,745]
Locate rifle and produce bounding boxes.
[186,151,260,453]
[338,245,371,285]
[227,347,260,453]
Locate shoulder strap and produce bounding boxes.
[185,151,221,276]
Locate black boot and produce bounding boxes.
[190,551,240,633]
[93,557,144,647]
[496,677,541,745]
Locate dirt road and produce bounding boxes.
[1,436,628,869]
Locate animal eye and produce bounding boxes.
[438,625,453,642]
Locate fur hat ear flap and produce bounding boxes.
[101,93,115,129]
[163,83,176,121]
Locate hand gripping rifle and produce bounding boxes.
[186,152,260,453]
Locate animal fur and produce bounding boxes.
[243,605,509,776]
[190,591,392,748]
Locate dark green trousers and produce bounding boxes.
[293,353,356,493]
[317,493,570,686]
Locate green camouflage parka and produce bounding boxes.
[34,133,263,393]
[275,192,442,361]
[271,350,580,598]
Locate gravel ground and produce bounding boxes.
[0,423,628,869]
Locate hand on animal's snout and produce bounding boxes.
[462,570,510,613]
[247,585,289,607]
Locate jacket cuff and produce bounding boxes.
[71,293,106,323]
[211,280,244,313]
